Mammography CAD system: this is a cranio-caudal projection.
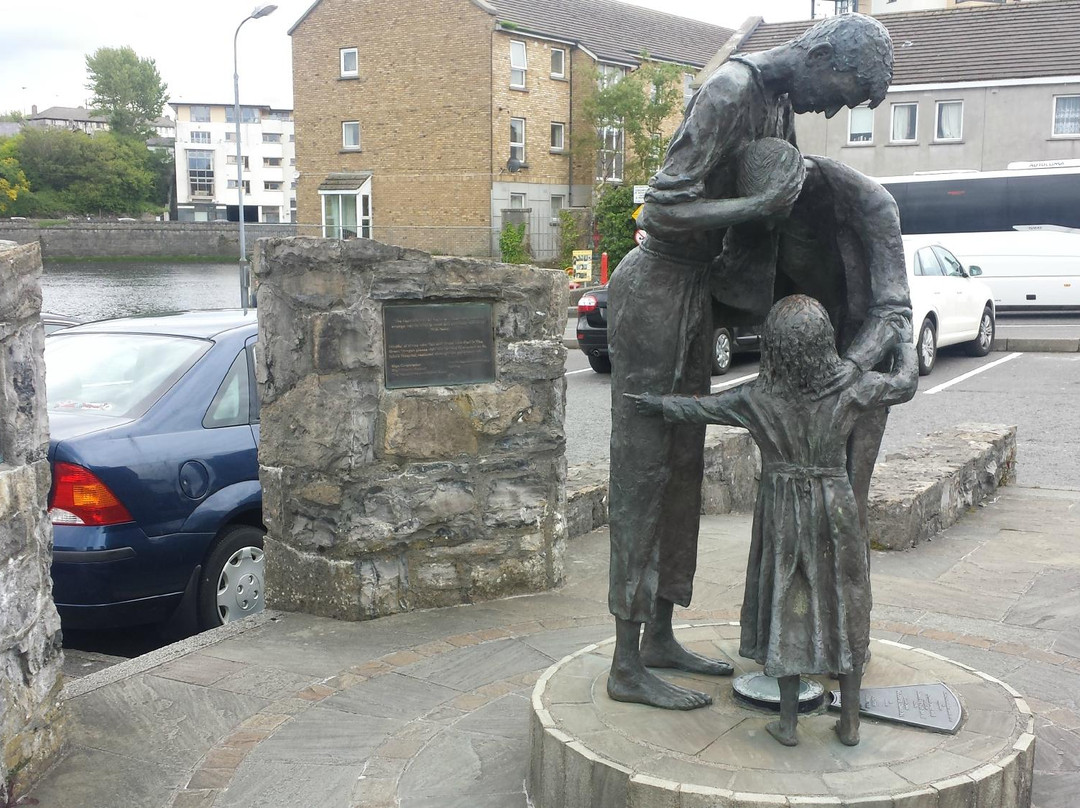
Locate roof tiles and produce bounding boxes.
[736,0,1080,85]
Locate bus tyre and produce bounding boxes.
[588,353,612,374]
[918,318,937,376]
[965,306,995,357]
[712,328,733,375]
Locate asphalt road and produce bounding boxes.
[565,311,1080,491]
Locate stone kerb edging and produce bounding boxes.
[528,624,1035,808]
[566,424,1017,551]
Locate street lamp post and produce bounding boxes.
[233,3,277,310]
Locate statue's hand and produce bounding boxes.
[624,392,664,416]
[813,359,860,400]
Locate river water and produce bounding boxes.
[42,261,244,322]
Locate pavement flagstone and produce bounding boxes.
[27,485,1080,808]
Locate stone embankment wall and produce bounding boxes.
[0,243,64,801]
[0,222,297,259]
[564,424,1016,550]
[256,237,568,620]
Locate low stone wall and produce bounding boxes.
[868,424,1017,550]
[564,424,1016,551]
[0,242,64,801]
[256,237,568,621]
[0,221,296,259]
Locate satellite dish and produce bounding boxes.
[507,157,523,173]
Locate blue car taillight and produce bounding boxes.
[49,462,134,526]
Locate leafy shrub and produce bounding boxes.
[499,222,529,264]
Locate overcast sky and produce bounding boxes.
[0,0,834,116]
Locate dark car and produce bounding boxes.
[575,286,761,375]
[45,310,264,630]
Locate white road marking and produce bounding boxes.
[711,372,759,391]
[565,368,594,376]
[922,352,1024,396]
[996,324,1080,328]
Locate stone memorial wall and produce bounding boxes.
[0,242,64,801]
[255,237,568,620]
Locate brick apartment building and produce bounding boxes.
[288,0,733,258]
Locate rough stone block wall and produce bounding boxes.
[0,242,64,801]
[869,424,1017,550]
[255,236,568,620]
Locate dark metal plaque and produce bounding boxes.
[384,302,495,389]
[829,683,963,734]
[733,673,825,713]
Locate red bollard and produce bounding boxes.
[600,252,609,285]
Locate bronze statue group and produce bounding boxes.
[607,14,918,747]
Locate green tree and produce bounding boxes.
[578,56,684,186]
[0,142,30,215]
[593,184,637,268]
[0,111,26,123]
[8,128,163,216]
[85,46,168,138]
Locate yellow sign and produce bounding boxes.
[572,250,593,282]
[632,204,644,221]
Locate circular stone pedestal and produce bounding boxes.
[528,623,1034,808]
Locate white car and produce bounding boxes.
[904,236,997,376]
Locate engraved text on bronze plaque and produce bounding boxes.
[384,302,496,389]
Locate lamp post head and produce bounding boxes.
[252,4,277,18]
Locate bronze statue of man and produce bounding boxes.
[607,14,895,711]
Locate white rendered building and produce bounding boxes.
[171,102,297,223]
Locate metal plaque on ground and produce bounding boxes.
[829,683,963,734]
[384,302,496,389]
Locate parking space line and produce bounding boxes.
[711,372,759,392]
[922,352,1023,396]
[565,368,594,375]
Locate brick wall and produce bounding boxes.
[291,0,495,253]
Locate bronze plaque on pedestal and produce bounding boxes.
[384,302,496,389]
[829,683,963,734]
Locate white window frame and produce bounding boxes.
[550,48,566,79]
[263,156,282,167]
[550,194,565,222]
[934,100,964,142]
[340,47,358,78]
[320,176,372,240]
[890,102,918,144]
[510,117,526,164]
[509,193,526,209]
[847,106,873,144]
[596,125,624,183]
[510,40,527,89]
[190,130,211,144]
[1052,94,1080,137]
[550,121,565,152]
[342,121,361,151]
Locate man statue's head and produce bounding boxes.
[787,13,893,118]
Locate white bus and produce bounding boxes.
[878,164,1080,310]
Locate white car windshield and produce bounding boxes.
[45,333,210,419]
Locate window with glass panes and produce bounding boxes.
[550,122,565,151]
[340,47,358,77]
[510,118,526,163]
[848,106,873,143]
[891,103,918,142]
[596,126,624,182]
[1053,95,1080,136]
[187,150,213,196]
[935,101,963,141]
[550,48,565,78]
[342,122,360,149]
[510,41,527,88]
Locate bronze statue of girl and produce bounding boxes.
[629,294,917,746]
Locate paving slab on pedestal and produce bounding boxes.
[528,623,1034,808]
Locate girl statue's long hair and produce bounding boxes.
[757,295,845,400]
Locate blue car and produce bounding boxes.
[45,310,264,630]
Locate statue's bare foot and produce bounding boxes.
[607,667,713,710]
[834,719,860,747]
[766,720,798,747]
[641,635,734,676]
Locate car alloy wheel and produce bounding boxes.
[712,328,733,375]
[918,318,937,376]
[965,307,994,357]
